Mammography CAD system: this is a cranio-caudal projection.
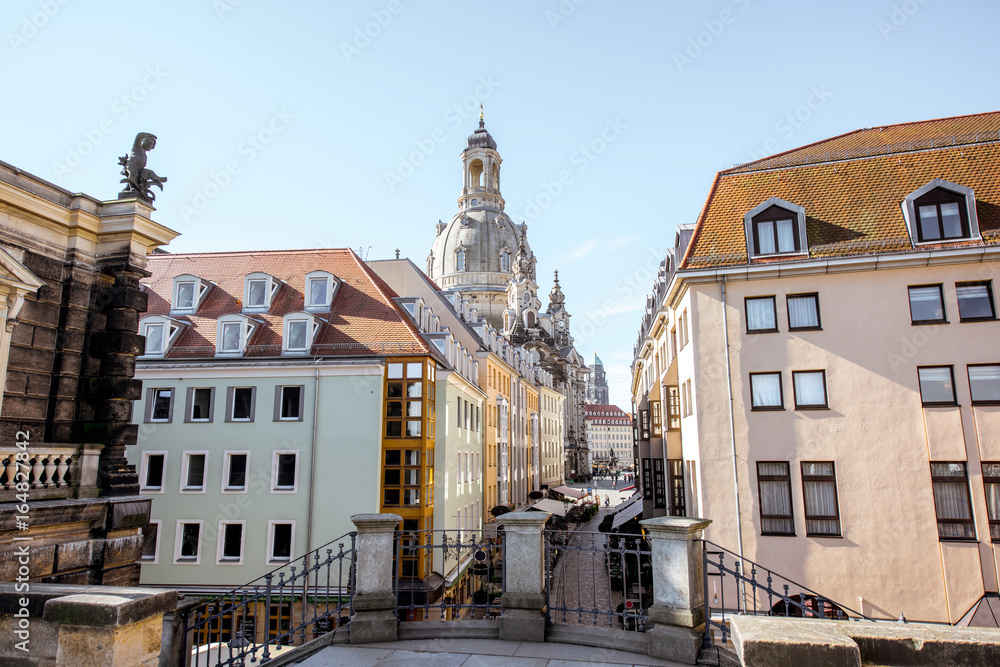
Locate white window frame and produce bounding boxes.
[179,450,209,494]
[243,272,283,313]
[139,451,167,494]
[171,274,213,315]
[304,270,338,311]
[226,386,257,423]
[216,519,247,565]
[271,450,300,493]
[174,519,205,564]
[267,520,296,564]
[275,385,305,421]
[140,519,161,564]
[139,316,186,357]
[216,315,261,356]
[185,387,216,423]
[902,178,981,246]
[282,312,323,355]
[221,450,251,494]
[144,387,176,424]
[744,197,809,259]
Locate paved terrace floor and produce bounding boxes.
[297,638,689,666]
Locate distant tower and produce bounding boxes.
[427,111,533,328]
[502,232,541,336]
[588,351,609,404]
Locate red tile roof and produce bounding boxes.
[683,112,1000,269]
[584,405,631,419]
[143,248,432,359]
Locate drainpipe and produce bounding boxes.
[720,276,745,565]
[305,364,320,555]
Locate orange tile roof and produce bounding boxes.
[144,248,432,359]
[683,111,1000,269]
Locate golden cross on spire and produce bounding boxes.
[480,104,484,121]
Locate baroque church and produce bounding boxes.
[428,114,592,478]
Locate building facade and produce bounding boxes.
[584,404,632,473]
[0,156,177,586]
[632,112,1000,625]
[586,352,610,405]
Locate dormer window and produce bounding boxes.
[140,316,186,357]
[744,198,808,259]
[216,314,260,356]
[243,273,282,312]
[304,271,337,311]
[500,250,511,272]
[172,275,213,314]
[283,312,323,354]
[903,179,979,244]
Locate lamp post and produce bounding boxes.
[228,628,250,666]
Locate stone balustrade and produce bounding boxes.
[0,443,101,501]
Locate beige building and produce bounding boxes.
[584,404,632,473]
[633,112,1000,625]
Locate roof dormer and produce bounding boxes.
[902,178,980,246]
[216,314,261,356]
[282,311,324,355]
[139,315,187,357]
[243,272,283,313]
[304,270,339,312]
[171,274,214,314]
[744,197,808,259]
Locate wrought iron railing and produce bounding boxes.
[394,529,505,622]
[701,540,871,647]
[545,529,651,632]
[182,532,355,666]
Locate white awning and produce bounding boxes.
[612,493,640,512]
[528,499,569,517]
[612,499,643,529]
[552,485,585,499]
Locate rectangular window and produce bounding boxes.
[918,366,957,406]
[286,320,308,350]
[956,282,996,321]
[650,400,662,436]
[269,521,294,562]
[175,281,195,309]
[229,387,255,421]
[757,462,794,535]
[653,458,666,508]
[218,521,245,563]
[276,385,303,421]
[793,370,828,409]
[221,322,242,352]
[969,364,1000,405]
[182,452,207,492]
[144,323,164,354]
[787,294,820,330]
[273,452,298,491]
[151,388,173,421]
[801,462,840,536]
[639,409,650,439]
[247,279,267,307]
[983,463,1000,542]
[141,520,160,563]
[930,462,975,540]
[750,372,783,410]
[224,452,248,491]
[176,521,202,563]
[141,452,166,491]
[754,217,798,255]
[908,285,946,324]
[188,387,214,422]
[307,277,328,307]
[745,296,777,333]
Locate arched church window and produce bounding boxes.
[500,250,511,272]
[456,249,466,272]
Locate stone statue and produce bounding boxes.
[118,132,167,202]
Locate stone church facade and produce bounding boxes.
[428,117,591,480]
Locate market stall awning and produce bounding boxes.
[552,485,585,499]
[528,499,569,517]
[612,493,640,511]
[611,498,643,529]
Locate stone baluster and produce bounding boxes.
[56,455,71,487]
[30,455,43,488]
[2,456,14,489]
[43,456,56,487]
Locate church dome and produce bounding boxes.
[467,118,497,150]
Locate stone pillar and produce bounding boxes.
[350,513,401,644]
[42,589,177,667]
[498,511,548,642]
[640,516,712,665]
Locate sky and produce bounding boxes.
[3,0,998,409]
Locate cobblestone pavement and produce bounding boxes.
[547,507,632,631]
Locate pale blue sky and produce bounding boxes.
[4,0,998,407]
